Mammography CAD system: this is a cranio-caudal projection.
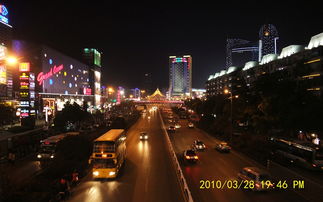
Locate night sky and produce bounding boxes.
[3,1,323,89]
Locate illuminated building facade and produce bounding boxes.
[0,4,13,99]
[82,48,102,107]
[207,32,323,97]
[169,55,192,98]
[12,41,100,114]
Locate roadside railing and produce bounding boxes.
[159,110,194,202]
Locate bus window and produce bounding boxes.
[93,141,115,153]
[93,158,116,168]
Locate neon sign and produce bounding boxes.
[0,5,9,25]
[37,64,63,85]
[19,63,30,72]
[83,88,92,95]
[19,73,29,80]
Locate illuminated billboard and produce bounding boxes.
[0,5,10,27]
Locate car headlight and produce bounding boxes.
[37,154,42,159]
[145,135,148,139]
[109,171,116,176]
[93,171,99,176]
[50,155,54,159]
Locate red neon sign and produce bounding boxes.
[37,64,63,85]
[83,88,92,95]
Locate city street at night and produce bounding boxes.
[162,111,323,202]
[68,108,184,202]
[0,1,323,202]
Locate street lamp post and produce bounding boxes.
[224,89,233,143]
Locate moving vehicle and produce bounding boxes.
[90,129,126,179]
[193,140,206,150]
[140,132,148,140]
[167,126,176,132]
[269,137,323,170]
[188,122,194,128]
[238,167,274,191]
[175,123,181,129]
[37,134,67,160]
[183,149,198,163]
[215,142,231,153]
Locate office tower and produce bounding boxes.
[169,55,192,98]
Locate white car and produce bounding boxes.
[175,123,181,129]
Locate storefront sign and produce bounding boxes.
[0,5,9,25]
[19,62,30,72]
[37,64,63,85]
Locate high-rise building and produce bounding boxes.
[142,73,153,95]
[259,24,279,61]
[0,4,13,98]
[169,55,192,98]
[82,48,102,108]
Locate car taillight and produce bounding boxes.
[312,163,317,167]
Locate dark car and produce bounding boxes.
[183,149,198,163]
[193,140,206,150]
[215,142,231,153]
[167,126,176,132]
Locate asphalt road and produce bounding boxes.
[68,108,184,202]
[164,114,315,202]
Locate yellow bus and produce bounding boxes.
[90,129,126,179]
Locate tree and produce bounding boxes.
[53,102,91,131]
[0,104,17,126]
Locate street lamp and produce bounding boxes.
[5,56,18,66]
[224,88,233,143]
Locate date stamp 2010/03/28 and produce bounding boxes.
[199,179,305,190]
